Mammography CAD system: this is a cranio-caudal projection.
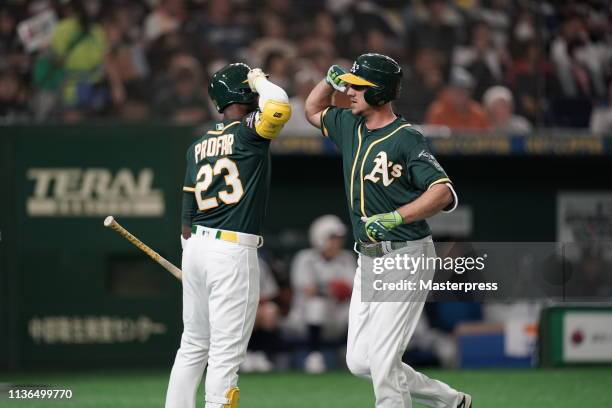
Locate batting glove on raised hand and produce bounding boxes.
[325,65,348,92]
[247,68,267,92]
[361,211,403,242]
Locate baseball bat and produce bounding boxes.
[103,216,182,281]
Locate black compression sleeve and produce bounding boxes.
[182,192,197,228]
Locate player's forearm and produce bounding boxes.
[396,184,453,224]
[305,80,334,127]
[181,192,196,238]
[253,76,289,109]
[248,71,292,139]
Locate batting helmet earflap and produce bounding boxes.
[208,63,257,113]
[338,53,402,106]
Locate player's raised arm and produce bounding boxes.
[246,69,291,139]
[304,65,348,128]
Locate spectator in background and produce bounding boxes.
[263,51,293,96]
[483,85,532,135]
[154,52,211,124]
[405,0,464,72]
[284,66,321,136]
[146,31,186,80]
[0,4,29,121]
[144,0,184,43]
[365,28,399,59]
[472,0,513,50]
[511,9,538,45]
[1,0,610,127]
[590,78,612,135]
[0,68,28,120]
[505,40,557,126]
[32,0,124,121]
[453,20,505,101]
[289,215,355,373]
[550,13,595,127]
[102,5,150,120]
[248,12,296,68]
[198,0,252,62]
[299,10,339,58]
[336,1,398,60]
[395,47,445,123]
[0,7,17,59]
[264,0,303,29]
[0,6,29,73]
[425,66,490,131]
[551,38,594,127]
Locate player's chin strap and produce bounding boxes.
[206,387,240,408]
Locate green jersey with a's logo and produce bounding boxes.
[321,107,454,242]
[182,115,270,235]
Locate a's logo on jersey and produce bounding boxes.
[364,151,403,187]
[417,150,444,172]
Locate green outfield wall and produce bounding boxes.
[1,125,611,369]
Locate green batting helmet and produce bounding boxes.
[208,63,256,113]
[339,53,402,106]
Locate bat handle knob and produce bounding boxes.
[103,216,115,227]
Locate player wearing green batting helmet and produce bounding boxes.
[208,63,257,113]
[168,63,292,408]
[304,52,471,408]
[338,53,402,106]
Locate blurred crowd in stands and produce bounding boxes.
[1,0,611,133]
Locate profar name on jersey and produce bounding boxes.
[194,134,234,162]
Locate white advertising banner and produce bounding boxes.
[563,312,612,362]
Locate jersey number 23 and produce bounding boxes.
[195,158,244,211]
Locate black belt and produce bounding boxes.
[356,241,411,257]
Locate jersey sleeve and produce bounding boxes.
[238,112,272,149]
[182,146,198,227]
[321,106,352,148]
[183,146,196,190]
[405,133,458,212]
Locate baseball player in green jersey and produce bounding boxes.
[165,63,291,408]
[305,53,472,408]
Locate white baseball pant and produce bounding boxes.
[346,236,460,408]
[165,233,260,408]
